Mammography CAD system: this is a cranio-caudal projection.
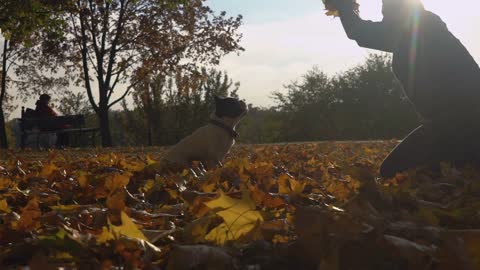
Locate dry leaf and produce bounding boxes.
[205,191,264,245]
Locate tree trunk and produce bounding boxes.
[99,107,112,147]
[0,108,7,149]
[0,39,9,149]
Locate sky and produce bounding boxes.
[206,0,480,107]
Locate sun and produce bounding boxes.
[358,0,476,22]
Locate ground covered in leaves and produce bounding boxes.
[1,142,480,270]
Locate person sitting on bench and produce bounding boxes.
[35,94,69,148]
[35,94,58,117]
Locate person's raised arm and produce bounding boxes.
[335,1,396,52]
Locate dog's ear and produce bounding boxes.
[214,95,226,106]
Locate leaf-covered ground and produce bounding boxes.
[1,141,480,269]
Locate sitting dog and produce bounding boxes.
[163,96,248,171]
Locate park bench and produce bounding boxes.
[19,107,99,149]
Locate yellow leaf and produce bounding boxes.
[104,173,130,193]
[181,169,190,177]
[278,174,291,194]
[278,174,305,195]
[166,188,179,199]
[97,226,115,244]
[289,177,306,195]
[201,183,216,193]
[0,199,11,213]
[111,211,148,241]
[225,157,251,174]
[146,155,157,165]
[106,189,126,211]
[0,177,12,191]
[205,190,238,210]
[139,179,155,193]
[205,191,263,245]
[322,0,359,18]
[97,212,148,244]
[55,252,74,260]
[17,198,42,231]
[97,153,115,164]
[40,163,59,178]
[77,172,89,188]
[50,204,85,211]
[119,159,145,172]
[272,234,290,244]
[325,10,339,17]
[324,175,360,202]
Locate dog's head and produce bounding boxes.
[214,96,248,120]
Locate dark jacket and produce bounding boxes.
[338,6,480,122]
[35,101,58,118]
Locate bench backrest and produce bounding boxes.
[20,115,85,132]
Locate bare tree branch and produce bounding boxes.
[104,0,128,101]
[78,0,99,113]
[108,83,136,108]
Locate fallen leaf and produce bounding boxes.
[17,198,42,231]
[105,173,130,193]
[0,199,11,213]
[205,191,264,245]
[111,211,148,241]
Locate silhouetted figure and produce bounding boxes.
[35,94,69,148]
[334,0,480,177]
[35,94,58,117]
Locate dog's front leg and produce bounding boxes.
[203,160,220,171]
[195,162,207,175]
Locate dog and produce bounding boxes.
[163,96,248,171]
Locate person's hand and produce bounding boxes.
[324,0,358,16]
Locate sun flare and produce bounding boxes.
[357,0,477,33]
[358,0,470,17]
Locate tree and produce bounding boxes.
[332,54,419,139]
[0,0,66,149]
[236,106,284,144]
[55,90,91,115]
[272,67,338,141]
[272,54,419,141]
[0,39,8,148]
[61,0,243,146]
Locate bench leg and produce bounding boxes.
[21,133,25,149]
[91,132,95,147]
[36,133,40,149]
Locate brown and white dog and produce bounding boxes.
[163,96,248,171]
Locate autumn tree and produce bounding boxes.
[0,0,67,149]
[331,54,419,139]
[61,0,243,147]
[272,67,338,140]
[55,90,91,116]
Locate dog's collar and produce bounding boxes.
[209,119,238,139]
